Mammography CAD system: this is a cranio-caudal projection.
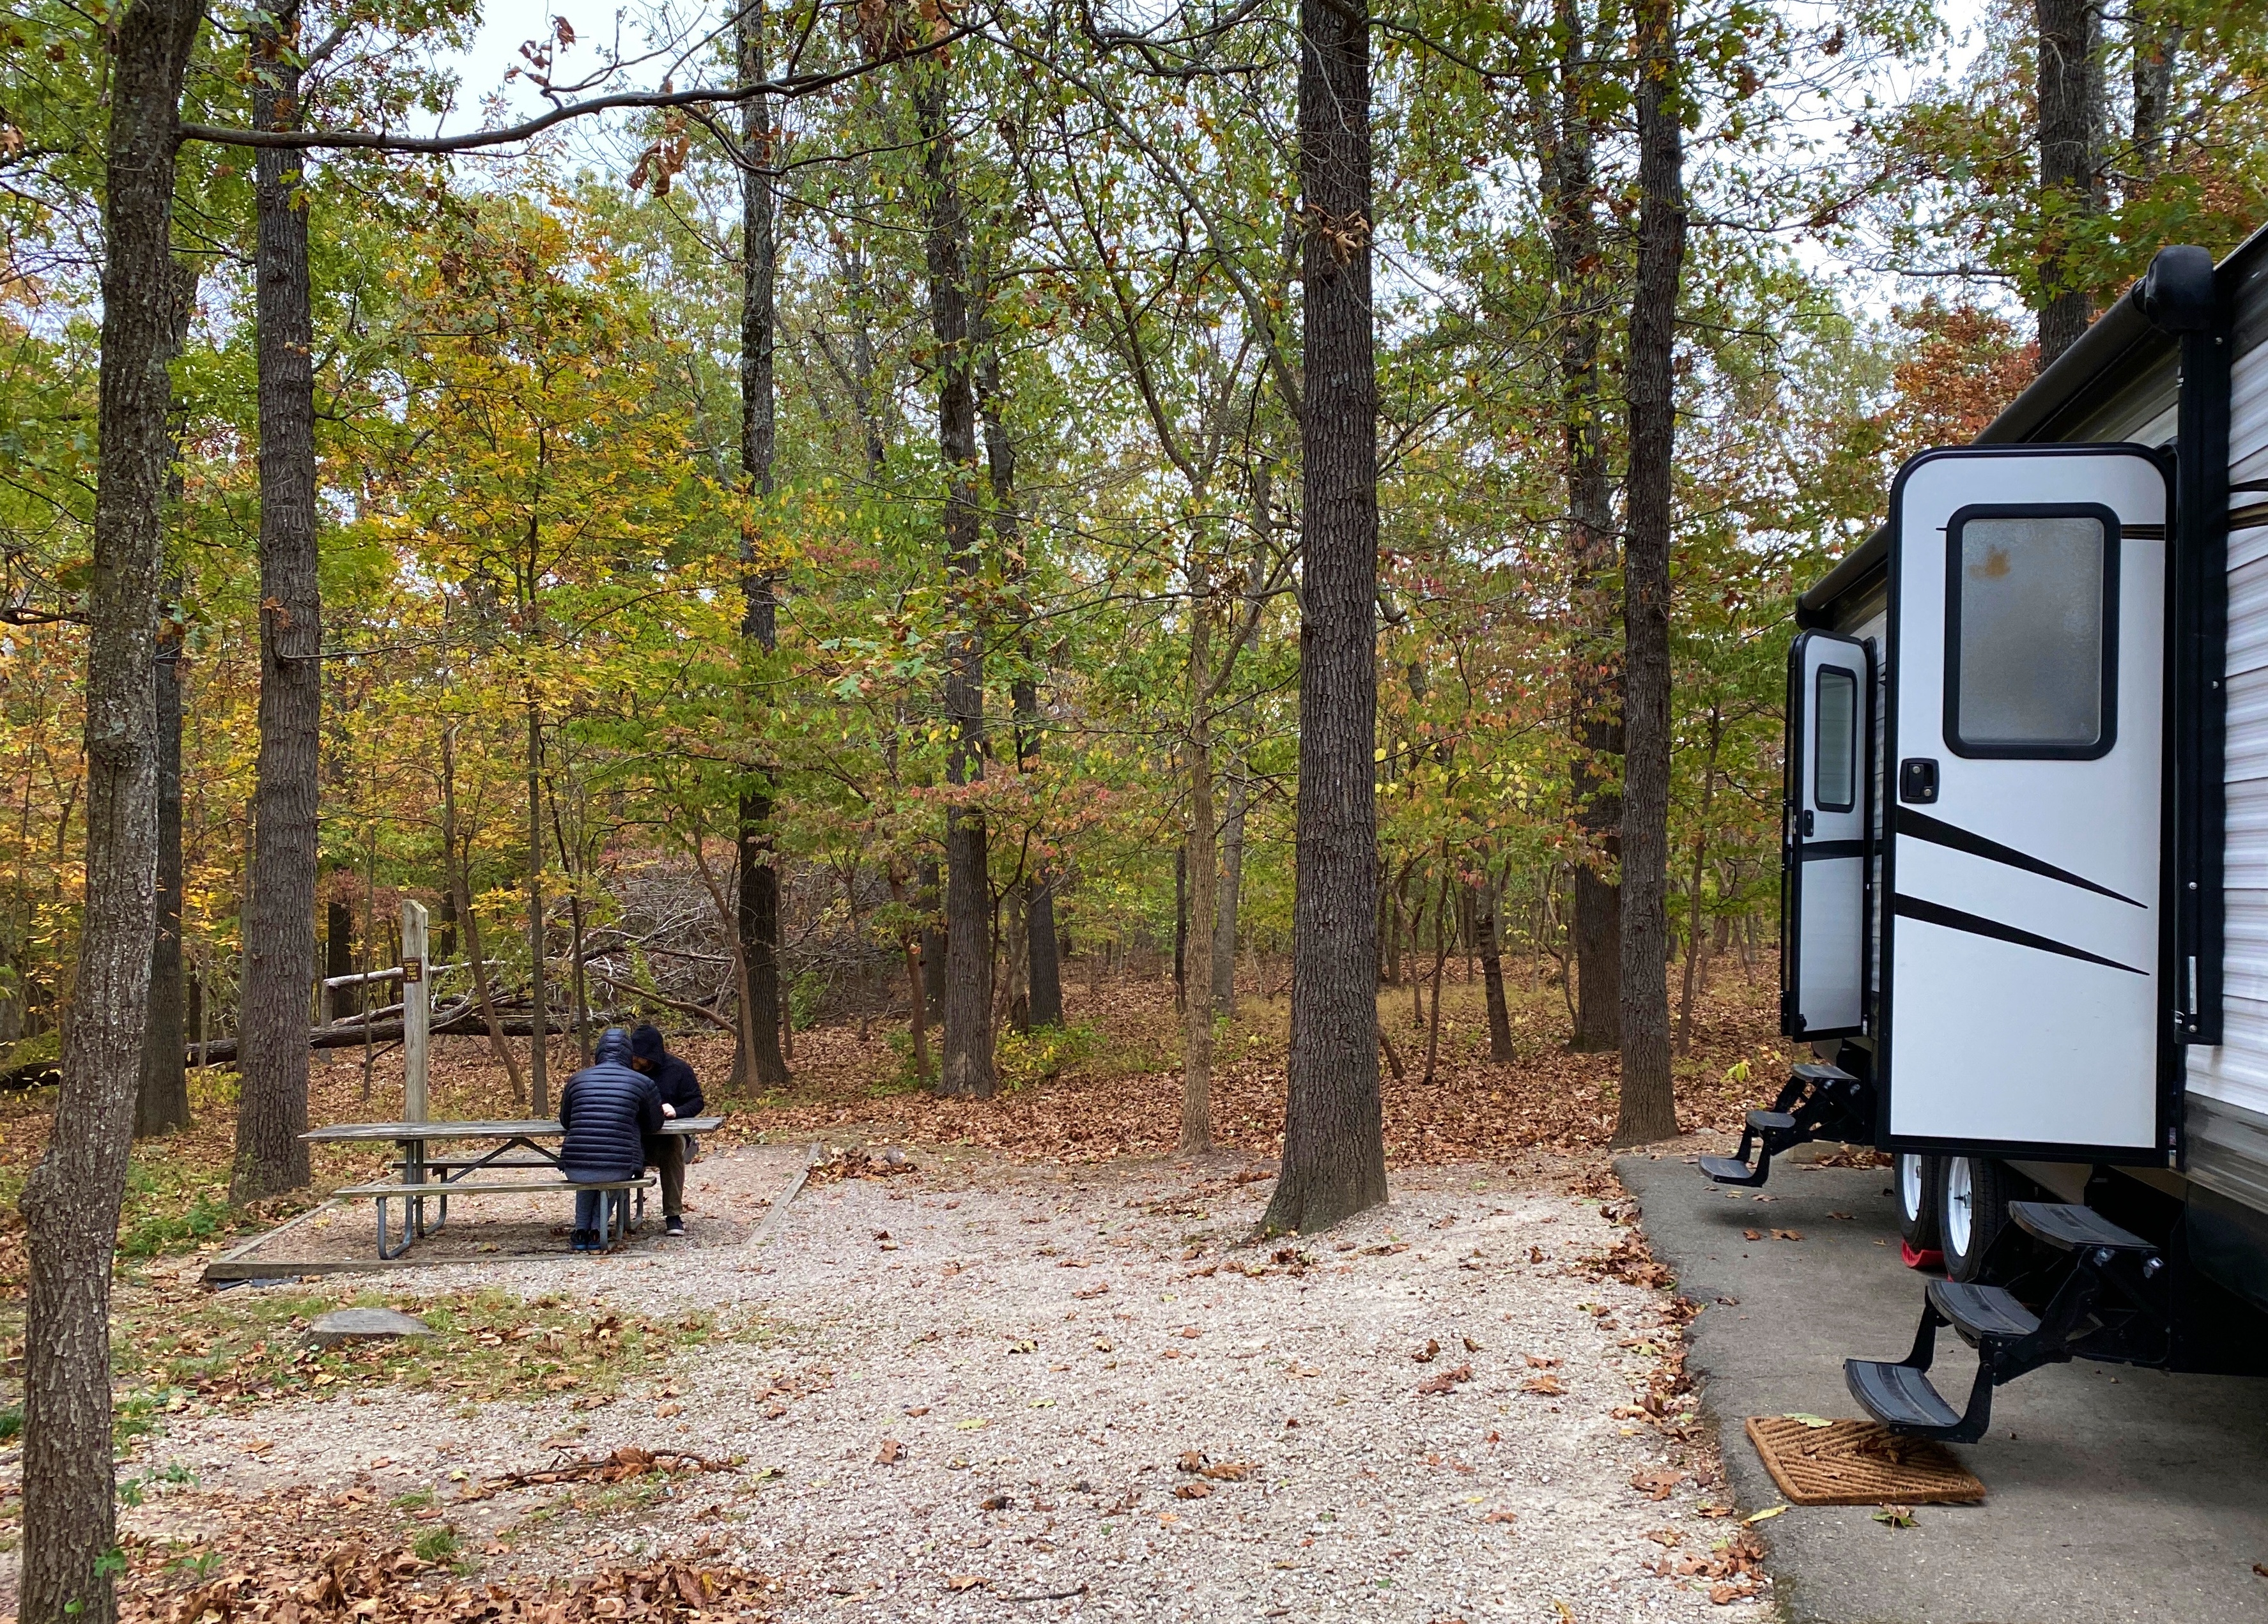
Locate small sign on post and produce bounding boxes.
[401,900,431,1124]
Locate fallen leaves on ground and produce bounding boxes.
[462,1446,736,1500]
[1416,1364,1473,1396]
[1630,1468,1685,1501]
[121,1542,778,1624]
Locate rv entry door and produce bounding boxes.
[1882,445,2170,1158]
[1782,631,1872,1040]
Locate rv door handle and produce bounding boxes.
[1899,758,1939,804]
[1802,809,1816,836]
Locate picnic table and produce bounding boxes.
[305,1115,724,1258]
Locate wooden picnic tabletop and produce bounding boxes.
[304,1114,723,1142]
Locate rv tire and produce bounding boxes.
[1897,1153,1943,1253]
[1940,1154,2012,1283]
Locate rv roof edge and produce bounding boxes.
[1798,240,2233,628]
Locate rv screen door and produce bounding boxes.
[1882,445,2169,1158]
[1783,631,1872,1040]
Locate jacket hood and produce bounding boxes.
[631,1023,667,1064]
[593,1027,635,1065]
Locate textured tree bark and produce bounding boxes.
[911,54,993,1095]
[1528,0,1621,1052]
[136,608,190,1138]
[2035,0,2102,366]
[735,0,789,1090]
[233,0,319,1202]
[137,339,197,1144]
[323,899,354,1014]
[1213,761,1245,1016]
[2129,11,2179,181]
[1614,0,1688,1147]
[1476,879,1513,1062]
[22,0,203,1615]
[886,866,932,1080]
[1182,572,1216,1153]
[1263,0,1387,1235]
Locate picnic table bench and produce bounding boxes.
[306,1115,724,1259]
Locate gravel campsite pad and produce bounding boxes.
[97,1146,1768,1623]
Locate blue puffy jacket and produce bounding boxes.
[559,1028,662,1183]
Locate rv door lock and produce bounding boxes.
[1899,758,1940,804]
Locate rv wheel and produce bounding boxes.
[1939,1155,2012,1283]
[1896,1154,1943,1255]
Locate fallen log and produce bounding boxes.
[183,1004,622,1068]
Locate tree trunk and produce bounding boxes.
[736,0,790,1091]
[1675,709,1722,1055]
[323,899,354,1016]
[137,618,189,1140]
[918,855,946,1022]
[442,725,525,1103]
[1213,759,1244,1016]
[2130,11,2179,183]
[524,701,550,1115]
[980,312,1063,1033]
[1534,0,1622,1052]
[887,866,932,1080]
[1477,878,1513,1062]
[1263,0,1387,1235]
[1182,568,1216,1153]
[907,53,993,1096]
[1422,875,1450,1084]
[21,0,202,1615]
[1614,0,1688,1147]
[2035,0,2102,366]
[1173,845,1188,1012]
[233,0,320,1203]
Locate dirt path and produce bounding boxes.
[110,1145,1768,1623]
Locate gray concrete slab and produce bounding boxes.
[1617,1150,2268,1624]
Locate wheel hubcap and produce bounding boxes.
[1946,1158,1975,1257]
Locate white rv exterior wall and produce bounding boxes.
[2189,266,2268,1126]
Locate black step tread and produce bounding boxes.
[1928,1278,2040,1341]
[1745,1109,1798,1133]
[1845,1358,1962,1432]
[1698,1154,1767,1187]
[1791,1061,1856,1084]
[2009,1200,2149,1253]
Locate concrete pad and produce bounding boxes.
[304,1306,433,1347]
[1617,1151,2268,1623]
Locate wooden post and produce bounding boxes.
[402,899,429,1123]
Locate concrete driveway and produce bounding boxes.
[1617,1149,2268,1623]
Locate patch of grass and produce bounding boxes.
[0,1404,20,1442]
[112,1288,736,1421]
[410,1527,463,1566]
[391,1488,438,1511]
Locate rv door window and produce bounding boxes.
[1945,506,2117,758]
[1814,666,1857,813]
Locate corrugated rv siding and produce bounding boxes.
[2190,254,2268,1144]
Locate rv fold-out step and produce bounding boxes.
[1697,1154,1768,1188]
[1848,1202,2173,1442]
[2010,1200,2149,1253]
[1928,1279,2040,1342]
[1697,1060,1874,1189]
[1844,1358,1973,1435]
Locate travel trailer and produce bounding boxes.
[1710,233,2268,1439]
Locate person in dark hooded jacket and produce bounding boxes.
[629,1024,703,1235]
[559,1027,661,1250]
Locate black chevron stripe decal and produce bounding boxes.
[1895,807,2143,907]
[1892,894,2145,975]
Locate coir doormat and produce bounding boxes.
[1745,1415,1986,1506]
